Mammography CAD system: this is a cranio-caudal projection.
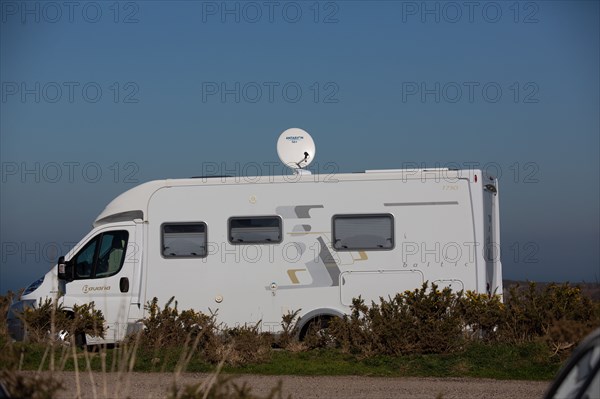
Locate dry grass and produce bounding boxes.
[1,281,598,398]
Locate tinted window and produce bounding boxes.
[162,223,207,257]
[73,230,129,279]
[74,239,97,278]
[229,216,282,244]
[96,231,128,277]
[332,214,394,250]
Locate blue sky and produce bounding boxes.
[1,0,599,293]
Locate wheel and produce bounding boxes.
[299,316,334,344]
[56,329,87,348]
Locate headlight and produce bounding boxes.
[22,276,44,296]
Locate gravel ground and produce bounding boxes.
[16,371,551,399]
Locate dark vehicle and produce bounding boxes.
[545,328,600,399]
[0,381,9,398]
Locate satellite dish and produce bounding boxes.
[277,128,316,173]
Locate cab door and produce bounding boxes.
[61,223,138,343]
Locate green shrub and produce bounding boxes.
[329,281,599,358]
[300,316,336,350]
[498,282,600,358]
[328,298,372,355]
[69,302,107,340]
[500,282,599,346]
[458,291,505,341]
[329,283,464,356]
[0,291,16,342]
[210,324,273,366]
[138,298,272,367]
[5,281,595,374]
[276,309,301,349]
[17,298,105,344]
[140,297,218,350]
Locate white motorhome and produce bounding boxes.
[8,131,502,344]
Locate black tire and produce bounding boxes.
[75,332,87,348]
[299,316,333,342]
[60,311,87,348]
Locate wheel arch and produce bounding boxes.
[297,308,344,340]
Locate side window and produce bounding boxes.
[229,216,282,244]
[96,231,128,277]
[162,223,207,257]
[72,230,129,279]
[74,238,98,279]
[332,214,394,250]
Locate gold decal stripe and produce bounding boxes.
[287,269,305,284]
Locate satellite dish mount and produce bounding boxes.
[277,128,316,175]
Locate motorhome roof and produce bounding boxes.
[93,168,477,227]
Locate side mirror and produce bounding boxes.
[57,256,74,282]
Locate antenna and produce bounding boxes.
[277,128,316,174]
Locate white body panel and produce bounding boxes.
[16,169,502,343]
